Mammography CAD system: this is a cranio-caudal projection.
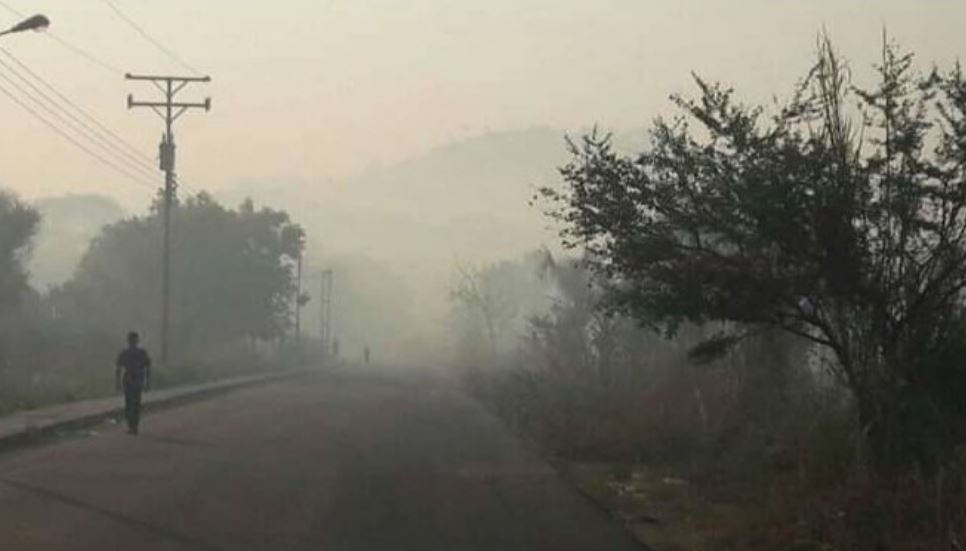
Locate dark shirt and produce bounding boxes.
[116,347,151,389]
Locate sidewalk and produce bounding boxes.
[0,369,308,452]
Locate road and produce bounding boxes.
[0,366,644,550]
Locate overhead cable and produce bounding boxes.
[1,47,152,165]
[0,78,155,189]
[101,0,202,76]
[0,0,123,74]
[0,57,158,182]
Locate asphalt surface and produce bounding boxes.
[0,366,643,551]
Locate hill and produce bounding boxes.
[29,194,125,289]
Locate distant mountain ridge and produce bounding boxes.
[220,126,577,265]
[27,126,640,293]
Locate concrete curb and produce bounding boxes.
[0,369,312,453]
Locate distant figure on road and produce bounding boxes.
[115,331,152,435]
[364,345,371,366]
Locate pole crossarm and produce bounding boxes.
[127,97,211,110]
[125,73,211,83]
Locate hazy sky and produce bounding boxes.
[0,0,965,208]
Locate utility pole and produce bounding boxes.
[294,252,303,345]
[319,269,334,356]
[125,73,210,366]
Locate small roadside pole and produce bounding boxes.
[295,251,303,345]
[320,269,334,359]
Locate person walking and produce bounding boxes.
[115,331,152,435]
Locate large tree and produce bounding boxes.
[542,36,966,470]
[0,191,39,315]
[53,193,304,358]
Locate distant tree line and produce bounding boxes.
[0,190,304,410]
[49,193,305,358]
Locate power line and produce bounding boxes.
[102,0,201,76]
[0,3,163,190]
[0,0,122,74]
[0,56,158,182]
[1,47,153,165]
[0,0,21,18]
[0,3,156,189]
[1,2,205,198]
[0,66,157,184]
[46,33,123,75]
[0,58,157,182]
[0,78,155,190]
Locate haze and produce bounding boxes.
[2,0,963,359]
[0,0,962,202]
[3,1,966,549]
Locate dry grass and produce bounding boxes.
[563,462,791,550]
[563,461,966,550]
[465,358,966,550]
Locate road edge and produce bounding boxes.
[0,368,316,454]
[458,381,654,551]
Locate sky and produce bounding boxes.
[0,0,964,208]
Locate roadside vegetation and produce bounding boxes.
[453,35,966,549]
[0,191,309,414]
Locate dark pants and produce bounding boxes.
[124,384,143,433]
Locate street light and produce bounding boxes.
[0,14,50,38]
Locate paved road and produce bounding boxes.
[0,367,643,550]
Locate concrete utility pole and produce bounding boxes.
[125,73,210,366]
[294,252,303,345]
[319,269,334,356]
